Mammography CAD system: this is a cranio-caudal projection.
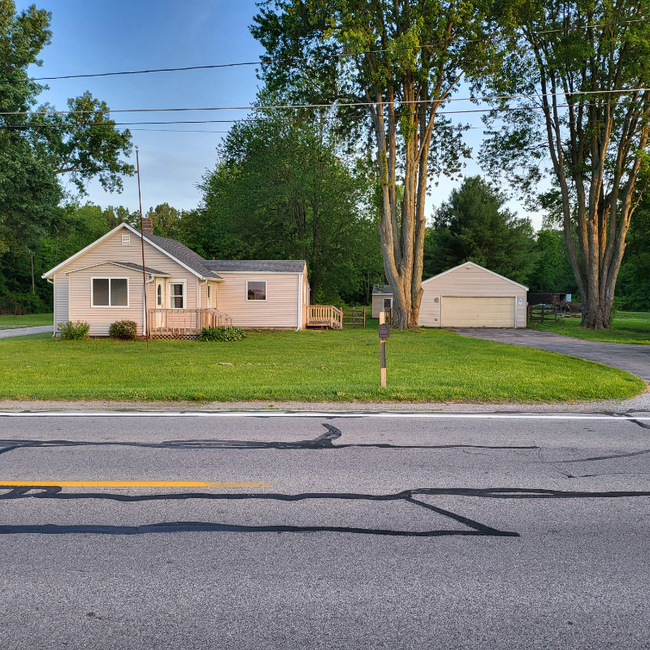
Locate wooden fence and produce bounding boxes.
[527,304,557,324]
[343,307,366,328]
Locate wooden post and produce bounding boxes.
[379,311,387,388]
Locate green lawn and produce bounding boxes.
[0,313,53,329]
[0,324,644,403]
[530,311,650,344]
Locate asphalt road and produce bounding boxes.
[454,328,650,383]
[0,325,51,339]
[1,411,650,649]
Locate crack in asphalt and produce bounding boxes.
[1,486,648,537]
[0,424,539,455]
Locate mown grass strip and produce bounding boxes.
[0,313,53,329]
[530,311,650,345]
[0,326,644,403]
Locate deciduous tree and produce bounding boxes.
[482,0,650,328]
[252,0,499,328]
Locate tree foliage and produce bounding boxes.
[481,0,650,328]
[424,176,538,285]
[527,228,578,294]
[191,114,383,304]
[0,0,134,312]
[252,0,501,328]
[616,193,650,310]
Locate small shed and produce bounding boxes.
[374,262,528,328]
[372,284,394,318]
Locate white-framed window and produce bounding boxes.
[91,277,129,307]
[121,233,130,246]
[156,281,163,307]
[383,297,393,310]
[207,284,212,307]
[167,280,186,308]
[247,280,267,301]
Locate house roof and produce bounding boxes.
[42,223,222,280]
[421,261,529,290]
[372,284,392,295]
[142,232,221,279]
[65,261,171,276]
[204,260,306,273]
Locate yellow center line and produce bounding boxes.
[0,480,271,488]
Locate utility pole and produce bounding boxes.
[136,146,149,350]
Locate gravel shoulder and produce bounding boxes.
[0,391,648,414]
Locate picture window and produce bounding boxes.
[247,281,266,301]
[92,278,128,307]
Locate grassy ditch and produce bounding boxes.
[0,324,644,403]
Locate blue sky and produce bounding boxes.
[17,0,541,227]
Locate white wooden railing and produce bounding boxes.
[148,308,233,337]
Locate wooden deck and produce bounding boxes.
[148,308,233,338]
[306,305,343,329]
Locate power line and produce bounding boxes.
[0,103,606,132]
[1,86,647,117]
[0,18,646,85]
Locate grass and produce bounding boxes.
[0,323,644,403]
[0,313,53,329]
[530,311,650,344]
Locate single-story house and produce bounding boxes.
[42,222,311,337]
[372,262,528,328]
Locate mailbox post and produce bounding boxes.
[378,311,390,388]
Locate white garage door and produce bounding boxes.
[441,297,515,328]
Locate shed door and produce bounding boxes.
[441,297,515,328]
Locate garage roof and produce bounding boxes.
[422,262,528,290]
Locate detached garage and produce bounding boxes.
[418,262,527,328]
[374,262,527,328]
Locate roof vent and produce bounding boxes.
[141,217,153,235]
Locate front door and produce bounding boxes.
[155,280,164,328]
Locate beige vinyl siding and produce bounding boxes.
[61,228,199,336]
[200,280,221,310]
[419,264,527,328]
[53,272,69,332]
[216,273,299,329]
[68,264,144,336]
[372,293,393,319]
[302,274,309,329]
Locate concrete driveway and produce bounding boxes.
[454,328,650,383]
[0,326,51,339]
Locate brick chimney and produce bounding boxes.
[141,217,153,235]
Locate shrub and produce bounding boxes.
[109,320,138,340]
[57,321,90,340]
[198,326,246,342]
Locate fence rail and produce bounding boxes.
[343,307,366,328]
[148,308,232,337]
[306,305,343,329]
[527,304,557,324]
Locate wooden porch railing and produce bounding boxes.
[148,308,233,337]
[306,305,343,329]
